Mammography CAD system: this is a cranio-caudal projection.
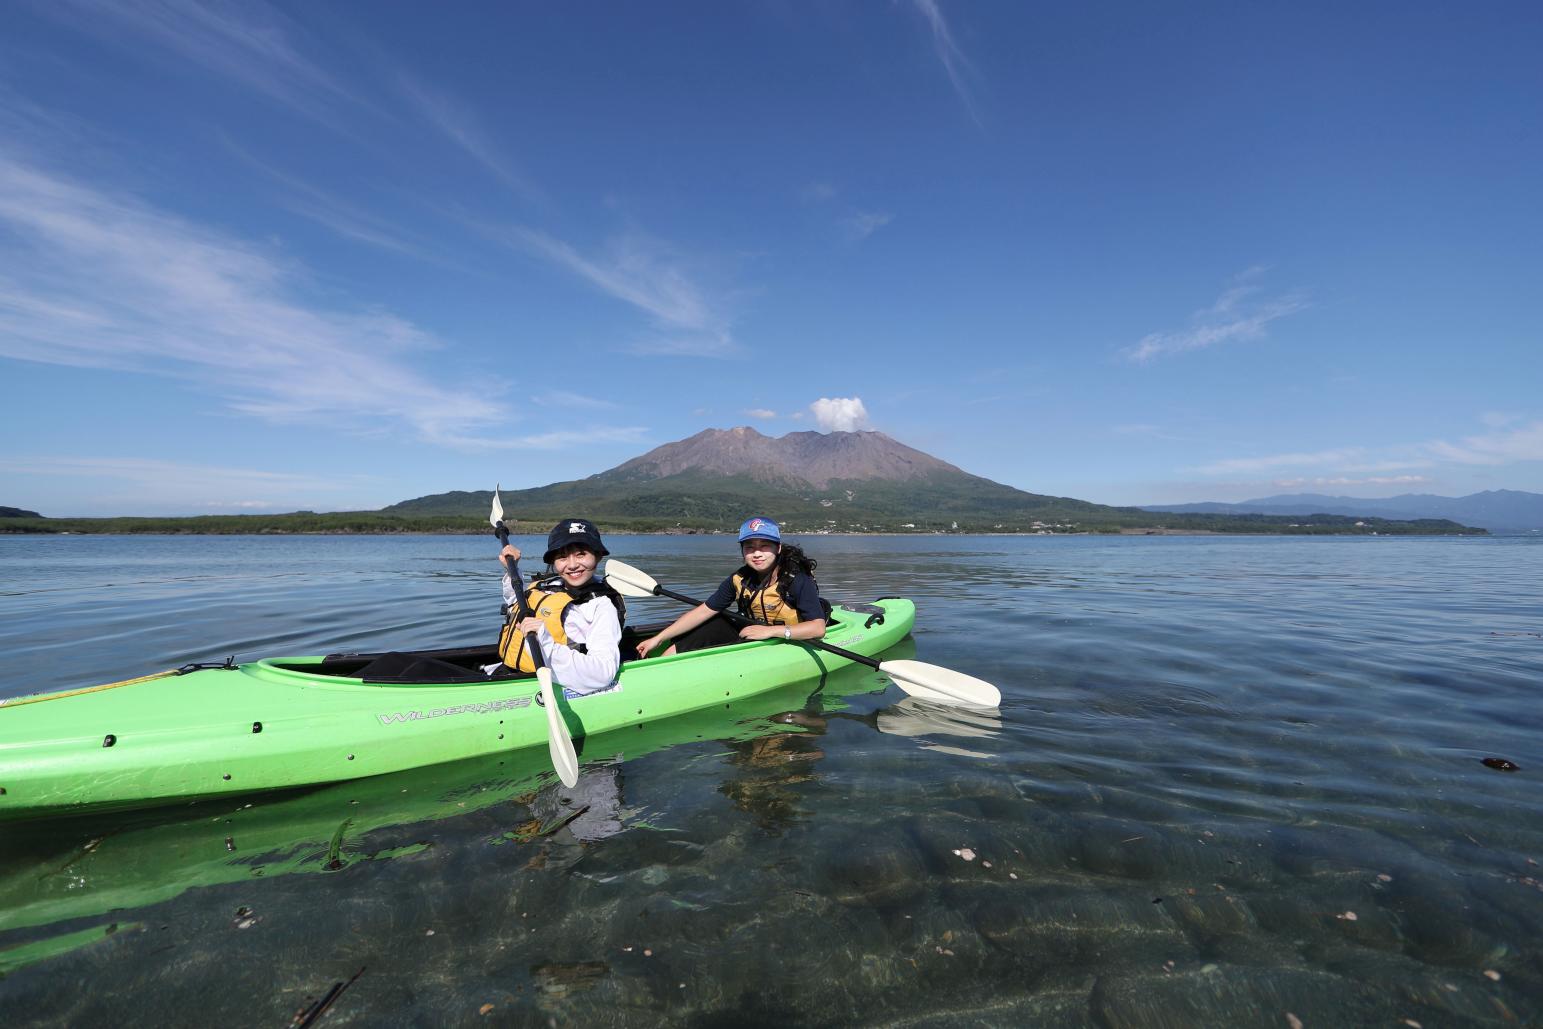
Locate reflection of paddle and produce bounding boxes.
[490,489,579,788]
[780,696,1002,760]
[876,696,1003,739]
[604,559,1001,708]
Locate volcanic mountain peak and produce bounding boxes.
[598,426,966,488]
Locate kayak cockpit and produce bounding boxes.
[258,606,871,686]
[263,620,683,685]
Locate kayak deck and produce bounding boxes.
[0,599,914,819]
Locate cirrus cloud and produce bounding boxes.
[1123,268,1308,364]
[0,152,509,446]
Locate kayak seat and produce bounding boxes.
[292,645,503,683]
[356,652,486,684]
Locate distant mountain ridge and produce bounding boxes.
[1143,489,1542,532]
[385,426,1120,528]
[380,427,1483,535]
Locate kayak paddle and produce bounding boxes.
[603,559,1001,708]
[491,489,579,788]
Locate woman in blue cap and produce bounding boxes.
[496,517,626,694]
[635,516,826,658]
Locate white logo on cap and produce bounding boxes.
[570,522,586,534]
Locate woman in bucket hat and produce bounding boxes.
[635,516,826,659]
[496,518,626,694]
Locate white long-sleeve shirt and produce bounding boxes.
[503,574,622,695]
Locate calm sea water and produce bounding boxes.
[1,533,1540,1026]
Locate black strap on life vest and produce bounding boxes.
[733,565,777,624]
[530,574,628,629]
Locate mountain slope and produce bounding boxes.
[600,426,966,487]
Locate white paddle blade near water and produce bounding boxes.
[490,487,504,528]
[538,667,579,788]
[602,559,657,598]
[875,659,1001,709]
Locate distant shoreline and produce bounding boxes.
[1,526,1490,539]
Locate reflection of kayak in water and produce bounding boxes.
[0,599,914,820]
[0,651,900,939]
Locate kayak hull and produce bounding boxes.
[0,599,914,819]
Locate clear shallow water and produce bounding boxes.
[1,533,1540,1026]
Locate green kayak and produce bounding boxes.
[0,598,914,820]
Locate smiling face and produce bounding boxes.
[740,538,779,576]
[550,544,598,587]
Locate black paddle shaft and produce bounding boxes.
[494,521,545,672]
[649,583,883,674]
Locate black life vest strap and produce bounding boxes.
[532,574,628,628]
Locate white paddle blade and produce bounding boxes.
[877,659,1001,709]
[489,487,505,528]
[602,559,659,598]
[538,667,580,787]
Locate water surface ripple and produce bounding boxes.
[1,533,1540,1026]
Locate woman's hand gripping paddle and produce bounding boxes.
[603,559,1001,709]
[491,489,579,787]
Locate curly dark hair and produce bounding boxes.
[773,543,817,592]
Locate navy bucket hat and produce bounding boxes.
[543,518,609,564]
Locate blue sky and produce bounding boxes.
[2,1,1540,517]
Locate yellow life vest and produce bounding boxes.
[498,577,627,672]
[730,570,802,628]
[499,583,575,672]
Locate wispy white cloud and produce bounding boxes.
[1427,420,1543,466]
[1189,419,1543,481]
[0,455,375,513]
[540,391,617,410]
[841,210,894,242]
[811,397,870,432]
[507,427,649,449]
[1190,448,1368,476]
[745,408,778,419]
[220,135,426,257]
[0,153,511,446]
[396,74,541,201]
[503,226,739,358]
[1123,269,1308,364]
[912,0,982,125]
[435,426,649,452]
[801,182,837,203]
[620,335,738,359]
[39,0,356,125]
[1272,475,1430,489]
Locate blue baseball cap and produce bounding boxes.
[737,516,781,544]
